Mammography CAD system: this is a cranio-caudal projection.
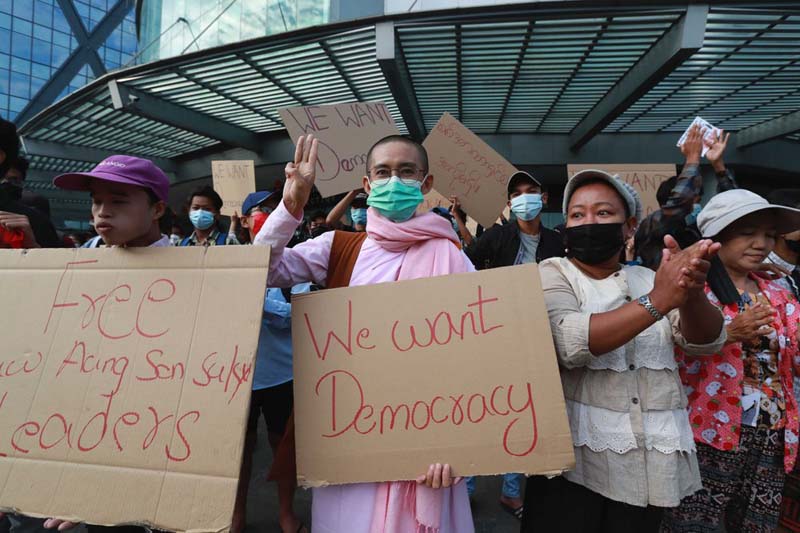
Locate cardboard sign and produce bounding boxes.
[211,160,256,216]
[417,188,479,238]
[423,113,517,229]
[292,265,575,486]
[676,116,721,157]
[279,102,401,198]
[0,246,270,532]
[568,164,677,219]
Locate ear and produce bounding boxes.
[542,192,549,205]
[421,174,433,195]
[152,201,167,222]
[624,217,638,239]
[240,215,250,229]
[362,176,371,194]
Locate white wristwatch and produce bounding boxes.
[637,294,664,321]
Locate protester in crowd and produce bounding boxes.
[763,189,800,299]
[8,152,54,218]
[455,172,560,520]
[522,169,726,533]
[253,133,473,532]
[54,156,171,249]
[635,125,736,270]
[0,119,60,248]
[661,189,800,532]
[169,222,185,246]
[231,190,309,533]
[0,155,172,533]
[307,210,331,238]
[326,189,368,231]
[179,185,239,246]
[464,171,562,270]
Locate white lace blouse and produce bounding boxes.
[540,257,726,507]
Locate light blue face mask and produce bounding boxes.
[510,193,543,222]
[351,208,368,226]
[685,203,702,226]
[366,175,425,223]
[189,209,215,230]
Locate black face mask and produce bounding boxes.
[0,180,22,201]
[309,224,332,238]
[564,223,626,265]
[786,239,800,255]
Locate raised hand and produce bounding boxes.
[283,134,319,218]
[705,129,731,172]
[680,124,705,165]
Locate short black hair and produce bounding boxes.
[366,135,429,174]
[8,155,29,178]
[188,185,223,212]
[656,176,678,207]
[0,118,20,176]
[309,210,327,222]
[767,189,800,209]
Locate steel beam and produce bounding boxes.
[569,4,708,150]
[375,21,426,140]
[15,0,135,126]
[22,137,177,173]
[108,80,263,153]
[56,0,106,77]
[737,110,800,148]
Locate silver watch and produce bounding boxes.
[637,294,664,321]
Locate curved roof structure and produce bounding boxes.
[17,1,800,219]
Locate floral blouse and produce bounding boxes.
[676,275,800,473]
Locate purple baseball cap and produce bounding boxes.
[53,155,170,202]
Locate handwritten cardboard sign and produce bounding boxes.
[568,164,677,219]
[417,188,479,237]
[292,264,575,486]
[0,246,270,532]
[212,160,256,216]
[423,113,517,229]
[279,102,401,198]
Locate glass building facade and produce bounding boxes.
[138,0,330,63]
[0,0,137,122]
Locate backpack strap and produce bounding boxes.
[326,230,368,289]
[179,236,192,247]
[215,231,228,245]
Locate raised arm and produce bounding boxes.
[326,190,359,226]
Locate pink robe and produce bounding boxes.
[255,201,475,533]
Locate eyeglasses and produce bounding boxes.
[248,205,274,215]
[368,165,426,186]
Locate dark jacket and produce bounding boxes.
[465,220,564,270]
[0,188,61,248]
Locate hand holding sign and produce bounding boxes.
[283,134,319,218]
[680,123,705,165]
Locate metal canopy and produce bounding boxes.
[18,2,800,187]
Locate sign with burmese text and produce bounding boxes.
[423,113,517,228]
[0,246,270,532]
[568,164,677,218]
[279,101,401,198]
[292,265,575,486]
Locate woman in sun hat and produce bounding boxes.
[662,188,800,532]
